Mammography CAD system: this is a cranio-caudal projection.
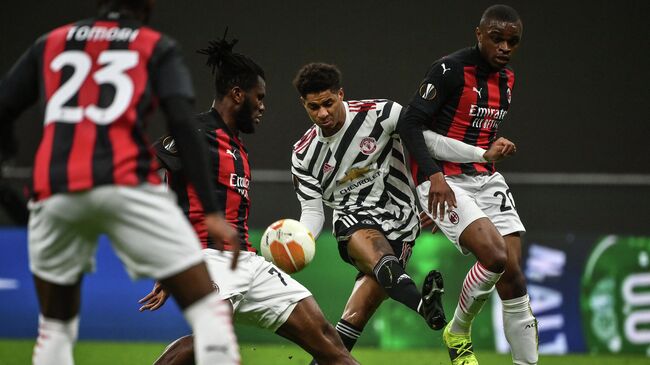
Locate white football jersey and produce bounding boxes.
[291,100,419,242]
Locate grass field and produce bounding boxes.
[0,340,648,365]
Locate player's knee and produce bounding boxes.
[373,255,410,289]
[481,240,508,273]
[503,264,527,291]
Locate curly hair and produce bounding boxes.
[292,62,342,98]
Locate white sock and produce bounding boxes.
[33,314,79,365]
[503,294,538,365]
[183,292,240,365]
[451,262,502,335]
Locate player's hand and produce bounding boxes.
[138,281,169,312]
[428,172,456,221]
[205,212,240,270]
[483,137,516,162]
[419,210,439,234]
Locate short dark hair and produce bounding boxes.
[293,63,342,98]
[479,4,521,26]
[97,0,152,18]
[198,29,265,100]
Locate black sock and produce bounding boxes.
[373,255,421,313]
[335,319,362,351]
[309,319,362,365]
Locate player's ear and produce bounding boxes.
[231,87,244,104]
[475,26,482,42]
[338,88,344,100]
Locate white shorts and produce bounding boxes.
[203,250,312,332]
[28,184,204,285]
[417,172,525,255]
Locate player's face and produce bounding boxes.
[301,88,345,136]
[476,19,522,69]
[236,76,266,134]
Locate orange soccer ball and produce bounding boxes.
[260,219,316,273]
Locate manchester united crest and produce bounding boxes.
[359,137,377,155]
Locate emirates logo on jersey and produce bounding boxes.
[449,211,460,225]
[359,137,377,155]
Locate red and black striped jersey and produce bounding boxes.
[155,109,255,252]
[0,14,194,200]
[406,46,515,183]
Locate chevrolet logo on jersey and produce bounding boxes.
[337,166,371,185]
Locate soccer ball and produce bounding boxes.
[260,219,316,273]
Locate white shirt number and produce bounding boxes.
[45,50,138,125]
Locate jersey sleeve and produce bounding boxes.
[291,153,323,203]
[152,134,183,172]
[379,100,403,135]
[149,35,194,101]
[422,130,486,163]
[398,58,463,178]
[407,58,463,118]
[0,41,41,160]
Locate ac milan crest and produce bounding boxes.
[449,211,459,225]
[359,137,377,155]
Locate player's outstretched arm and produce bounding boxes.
[398,106,456,220]
[423,132,516,163]
[483,137,516,162]
[298,198,325,239]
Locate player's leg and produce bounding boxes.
[104,185,239,365]
[27,192,99,365]
[346,229,424,312]
[496,233,538,365]
[344,228,446,329]
[31,276,82,365]
[152,335,195,365]
[479,173,538,364]
[276,296,359,365]
[418,178,505,365]
[308,274,386,365]
[451,217,507,335]
[338,274,386,350]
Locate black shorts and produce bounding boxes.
[334,212,414,275]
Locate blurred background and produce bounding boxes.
[1,0,649,359]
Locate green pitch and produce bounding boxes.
[0,340,647,365]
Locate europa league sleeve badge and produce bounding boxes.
[419,83,437,100]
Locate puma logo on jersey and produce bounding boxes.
[441,63,451,74]
[472,87,483,98]
[226,149,238,160]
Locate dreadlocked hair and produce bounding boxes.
[197,28,265,100]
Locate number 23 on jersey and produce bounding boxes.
[45,49,138,125]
